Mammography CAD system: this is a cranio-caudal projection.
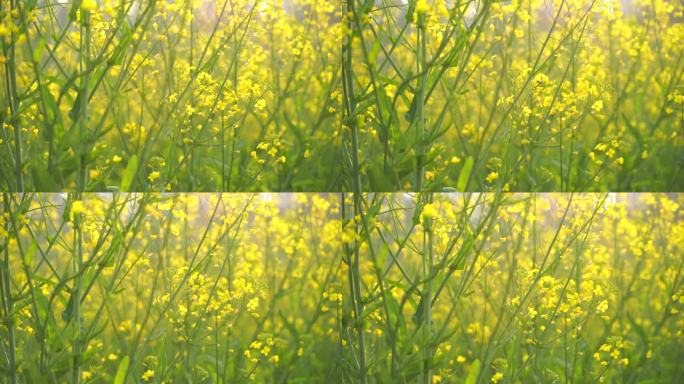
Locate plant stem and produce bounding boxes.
[72,193,84,384]
[343,6,362,194]
[343,1,368,382]
[1,195,18,384]
[421,193,433,384]
[415,12,427,191]
[78,11,92,191]
[4,0,23,191]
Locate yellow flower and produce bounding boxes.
[425,171,435,181]
[72,200,86,216]
[148,171,161,182]
[385,84,397,98]
[486,172,499,183]
[247,297,259,312]
[255,99,266,111]
[456,355,466,363]
[81,0,97,12]
[421,203,439,222]
[596,300,608,313]
[491,372,504,383]
[416,0,430,14]
[592,100,604,113]
[142,369,154,381]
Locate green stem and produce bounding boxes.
[421,193,433,384]
[4,0,23,191]
[343,7,362,194]
[2,195,18,384]
[416,13,427,191]
[72,193,83,384]
[78,11,92,191]
[342,193,368,384]
[343,1,368,381]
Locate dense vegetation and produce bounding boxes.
[1,0,340,191]
[342,0,684,191]
[340,193,684,382]
[1,193,342,382]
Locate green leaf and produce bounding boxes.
[457,156,474,191]
[412,201,423,226]
[61,292,74,323]
[32,37,46,63]
[369,38,381,66]
[68,90,83,122]
[406,0,416,23]
[412,294,426,326]
[31,165,60,192]
[113,356,130,384]
[377,84,395,130]
[368,166,395,192]
[120,155,138,191]
[451,230,474,270]
[39,84,62,142]
[465,359,481,384]
[69,0,82,21]
[365,199,383,221]
[404,94,417,123]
